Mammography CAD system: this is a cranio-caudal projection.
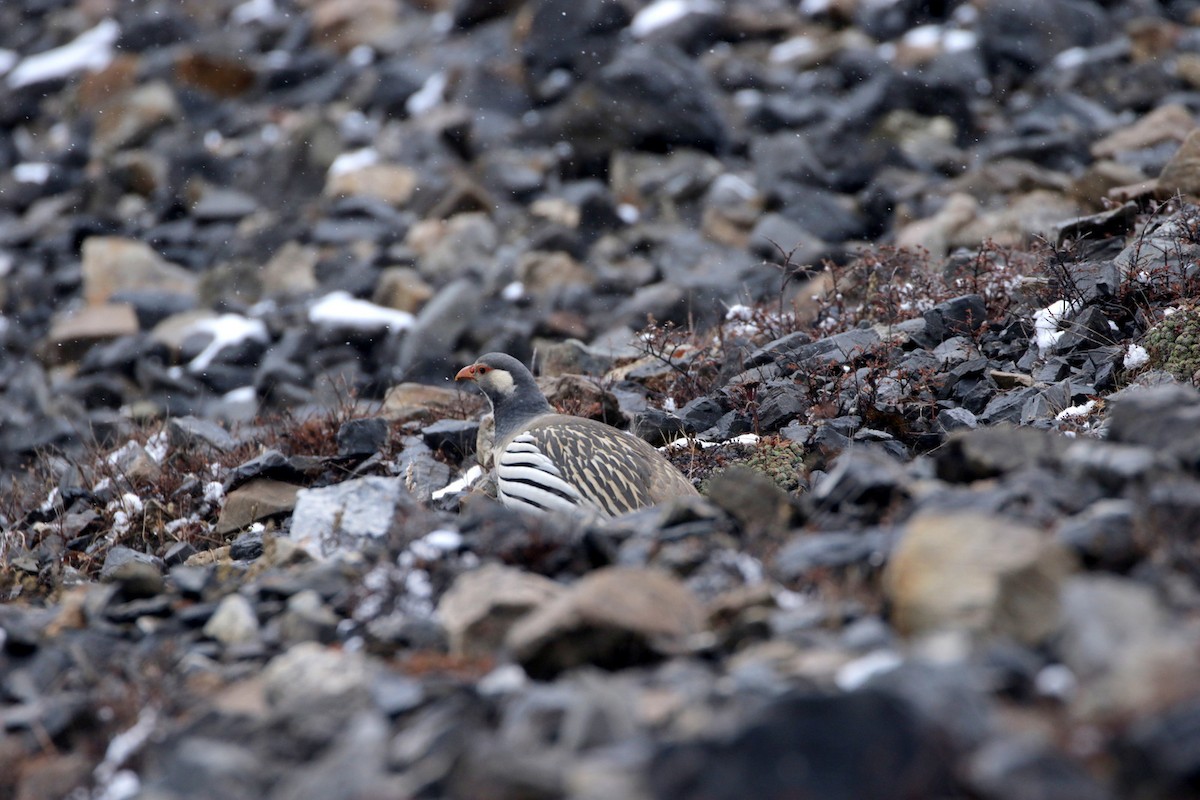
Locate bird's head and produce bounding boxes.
[456,353,553,435]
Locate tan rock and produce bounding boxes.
[437,564,564,657]
[381,382,483,424]
[81,236,198,306]
[1156,127,1200,200]
[41,303,139,365]
[951,190,1081,249]
[884,511,1074,645]
[305,0,402,53]
[507,567,705,678]
[325,163,419,206]
[517,250,595,292]
[373,266,433,313]
[215,479,303,535]
[894,192,977,258]
[92,81,180,157]
[1091,103,1195,159]
[261,242,319,298]
[149,310,218,353]
[1176,53,1200,91]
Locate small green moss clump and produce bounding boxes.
[1144,307,1200,382]
[726,438,807,493]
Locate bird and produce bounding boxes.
[455,352,699,517]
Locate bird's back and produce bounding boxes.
[494,414,698,517]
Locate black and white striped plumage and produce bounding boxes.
[455,353,698,517]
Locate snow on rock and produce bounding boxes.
[308,290,414,332]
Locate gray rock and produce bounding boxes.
[1055,499,1139,570]
[936,406,978,434]
[336,416,389,457]
[507,567,705,679]
[437,564,564,658]
[922,294,987,344]
[291,476,415,559]
[650,689,955,800]
[968,737,1111,800]
[203,593,259,646]
[884,511,1074,645]
[99,546,165,598]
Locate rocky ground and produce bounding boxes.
[5,0,1200,798]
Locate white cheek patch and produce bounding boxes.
[487,369,515,395]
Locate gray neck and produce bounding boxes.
[490,391,554,442]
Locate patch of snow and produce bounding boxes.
[0,49,17,76]
[1053,47,1089,70]
[309,290,414,332]
[409,528,463,560]
[106,440,144,467]
[144,431,169,464]
[632,0,717,38]
[93,707,156,799]
[13,163,51,184]
[328,147,378,177]
[903,24,943,49]
[431,465,483,500]
[501,281,525,302]
[1033,299,1080,356]
[1123,343,1149,370]
[406,72,447,116]
[1035,663,1077,700]
[230,0,277,24]
[836,649,903,691]
[943,29,977,52]
[39,487,60,514]
[477,664,527,695]
[663,432,760,449]
[1055,400,1096,421]
[770,35,818,64]
[799,0,832,15]
[7,19,119,88]
[616,203,640,224]
[203,481,225,505]
[184,314,269,372]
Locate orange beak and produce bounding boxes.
[455,364,480,381]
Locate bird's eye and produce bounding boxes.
[477,365,491,374]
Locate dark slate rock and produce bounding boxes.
[750,327,881,369]
[1116,699,1200,800]
[809,446,908,519]
[1054,306,1111,353]
[1056,499,1139,571]
[677,396,725,434]
[337,417,389,458]
[163,541,198,568]
[99,546,165,598]
[420,418,480,459]
[650,690,954,800]
[1106,383,1200,469]
[936,426,1066,482]
[936,407,978,434]
[701,410,753,441]
[631,408,687,447]
[922,294,987,344]
[968,738,1110,800]
[230,530,264,561]
[541,43,728,167]
[754,381,807,432]
[772,530,891,582]
[978,386,1042,425]
[166,415,238,453]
